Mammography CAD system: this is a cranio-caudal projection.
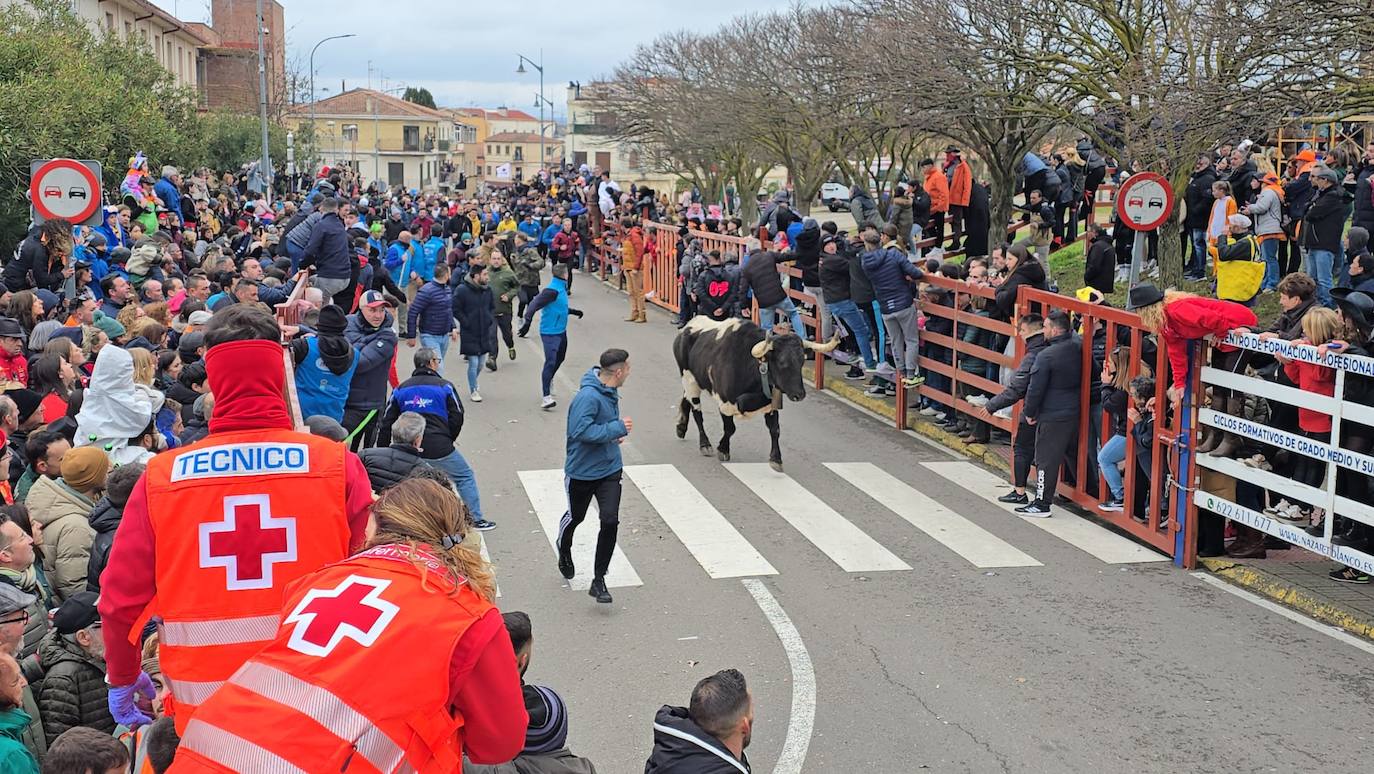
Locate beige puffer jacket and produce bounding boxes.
[24,477,96,603]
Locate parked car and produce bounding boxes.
[820,182,850,212]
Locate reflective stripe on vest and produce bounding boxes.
[230,660,409,773]
[160,614,280,647]
[163,677,223,706]
[182,718,309,774]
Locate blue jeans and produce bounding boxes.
[1304,248,1335,307]
[419,333,450,367]
[1187,228,1207,278]
[1259,238,1280,290]
[466,355,483,392]
[1098,433,1127,500]
[430,448,483,521]
[759,297,806,340]
[908,224,924,261]
[827,299,876,368]
[541,333,567,397]
[286,240,306,274]
[1335,245,1350,291]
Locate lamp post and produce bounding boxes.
[309,33,356,168]
[533,93,557,169]
[255,0,272,201]
[516,50,545,173]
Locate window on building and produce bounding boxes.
[403,126,420,151]
[124,21,132,38]
[105,12,114,30]
[513,146,523,162]
[388,162,405,186]
[486,165,492,176]
[573,151,587,166]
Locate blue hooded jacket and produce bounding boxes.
[517,220,542,241]
[540,222,561,246]
[565,367,627,480]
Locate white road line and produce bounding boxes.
[1190,572,1374,656]
[725,463,910,572]
[624,464,778,578]
[517,469,643,590]
[475,534,501,598]
[741,579,814,774]
[921,460,1168,564]
[826,462,1043,569]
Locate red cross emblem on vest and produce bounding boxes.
[283,575,400,657]
[198,494,299,591]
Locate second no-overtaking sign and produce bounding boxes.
[1114,172,1174,232]
[29,158,103,226]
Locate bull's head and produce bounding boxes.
[750,330,840,402]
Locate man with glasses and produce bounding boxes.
[37,590,114,740]
[0,582,44,760]
[0,514,48,669]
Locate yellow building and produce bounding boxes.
[482,133,563,187]
[289,88,452,191]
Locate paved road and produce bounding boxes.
[415,274,1374,773]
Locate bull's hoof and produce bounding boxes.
[769,460,783,473]
[717,449,731,462]
[675,424,687,439]
[700,445,715,457]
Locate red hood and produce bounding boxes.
[204,340,291,433]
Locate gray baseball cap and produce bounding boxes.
[0,582,36,617]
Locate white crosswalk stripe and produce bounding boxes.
[826,462,1043,569]
[517,469,643,590]
[920,461,1168,564]
[724,463,911,573]
[623,464,777,578]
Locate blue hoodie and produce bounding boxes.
[540,222,561,246]
[564,367,627,480]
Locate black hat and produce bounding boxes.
[521,684,568,754]
[0,318,23,339]
[317,305,347,336]
[110,246,131,264]
[53,590,100,635]
[946,145,961,154]
[1127,283,1165,311]
[86,232,107,249]
[178,331,206,359]
[6,389,41,423]
[1332,288,1374,330]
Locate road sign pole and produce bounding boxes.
[1127,229,1148,289]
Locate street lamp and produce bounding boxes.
[309,33,356,170]
[516,51,546,173]
[533,92,556,166]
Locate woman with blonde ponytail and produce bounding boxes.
[174,477,528,773]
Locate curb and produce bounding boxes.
[1197,558,1374,642]
[824,377,1011,476]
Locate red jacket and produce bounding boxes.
[551,229,580,260]
[1283,356,1336,433]
[0,350,27,388]
[1161,296,1257,390]
[99,340,373,685]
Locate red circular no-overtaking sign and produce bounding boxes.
[1114,172,1174,232]
[30,158,101,224]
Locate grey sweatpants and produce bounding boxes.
[881,304,921,376]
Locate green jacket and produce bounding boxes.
[11,470,37,505]
[488,265,521,316]
[510,247,545,287]
[0,709,39,774]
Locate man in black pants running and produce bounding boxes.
[1016,310,1082,517]
[557,348,633,603]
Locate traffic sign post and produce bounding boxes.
[29,159,103,227]
[1115,172,1174,289]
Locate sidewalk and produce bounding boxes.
[819,358,1374,643]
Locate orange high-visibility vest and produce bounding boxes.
[170,543,492,774]
[141,428,351,735]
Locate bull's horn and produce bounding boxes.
[803,335,841,353]
[751,338,773,359]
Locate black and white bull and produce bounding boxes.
[673,316,838,471]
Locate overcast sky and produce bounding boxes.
[155,0,806,119]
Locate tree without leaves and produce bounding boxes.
[852,0,1070,254]
[608,30,778,225]
[1017,0,1371,287]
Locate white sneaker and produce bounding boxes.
[541,395,557,410]
[1264,498,1292,515]
[965,394,990,407]
[993,406,1013,420]
[920,406,940,416]
[470,391,483,403]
